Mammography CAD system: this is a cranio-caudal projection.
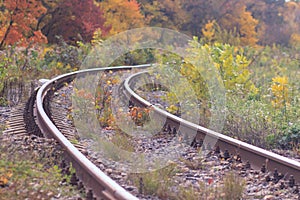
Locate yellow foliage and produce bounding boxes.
[202,20,215,42]
[56,62,64,69]
[99,0,144,36]
[91,29,103,45]
[208,43,255,93]
[271,76,289,108]
[289,33,300,48]
[167,104,179,114]
[41,46,52,58]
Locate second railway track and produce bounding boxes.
[124,71,300,183]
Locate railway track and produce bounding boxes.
[2,65,300,199]
[123,71,300,184]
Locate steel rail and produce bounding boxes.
[123,71,300,184]
[36,64,150,200]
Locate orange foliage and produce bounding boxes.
[129,106,151,126]
[99,0,144,35]
[220,2,258,46]
[0,0,47,48]
[202,20,216,42]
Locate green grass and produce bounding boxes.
[0,139,81,200]
[128,164,245,200]
[128,164,178,199]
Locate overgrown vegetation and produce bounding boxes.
[128,166,245,200]
[71,33,299,151]
[154,38,299,150]
[128,164,178,198]
[0,139,80,199]
[0,43,83,106]
[176,172,245,200]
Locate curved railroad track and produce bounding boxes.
[3,65,300,199]
[123,71,300,183]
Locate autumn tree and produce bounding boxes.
[246,0,287,45]
[279,1,300,48]
[140,0,262,47]
[218,2,259,46]
[182,0,294,46]
[180,0,242,38]
[180,0,207,36]
[40,0,110,44]
[36,0,60,32]
[98,0,144,36]
[0,0,47,49]
[139,0,189,31]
